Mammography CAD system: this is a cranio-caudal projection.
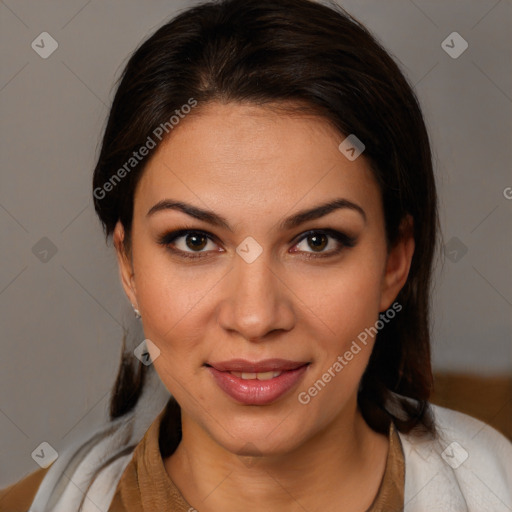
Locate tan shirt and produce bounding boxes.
[0,410,404,512]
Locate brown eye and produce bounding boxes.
[185,233,208,251]
[157,229,219,259]
[292,229,357,258]
[306,233,328,252]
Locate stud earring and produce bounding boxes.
[131,304,141,319]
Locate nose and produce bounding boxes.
[216,251,295,342]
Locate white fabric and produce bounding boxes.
[399,406,512,511]
[29,368,512,511]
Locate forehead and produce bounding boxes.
[134,102,381,224]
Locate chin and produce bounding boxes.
[210,414,310,457]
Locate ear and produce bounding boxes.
[379,215,415,312]
[113,220,138,309]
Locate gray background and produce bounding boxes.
[1,0,511,489]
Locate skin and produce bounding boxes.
[114,102,414,512]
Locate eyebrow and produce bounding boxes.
[146,198,366,231]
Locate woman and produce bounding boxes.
[1,0,511,510]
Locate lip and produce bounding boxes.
[206,358,308,373]
[205,359,310,405]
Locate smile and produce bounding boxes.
[205,359,310,405]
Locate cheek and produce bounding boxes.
[294,256,384,346]
[133,239,216,329]
[131,245,209,366]
[291,252,386,406]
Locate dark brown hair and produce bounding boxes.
[93,0,438,449]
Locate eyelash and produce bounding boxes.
[157,227,357,260]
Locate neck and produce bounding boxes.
[163,399,389,512]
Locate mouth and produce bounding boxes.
[204,359,311,405]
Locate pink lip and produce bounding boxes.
[206,360,310,405]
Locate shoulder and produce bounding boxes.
[0,466,52,511]
[398,404,512,512]
[430,404,512,472]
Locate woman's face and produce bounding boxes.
[114,102,413,456]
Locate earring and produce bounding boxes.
[132,304,141,319]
